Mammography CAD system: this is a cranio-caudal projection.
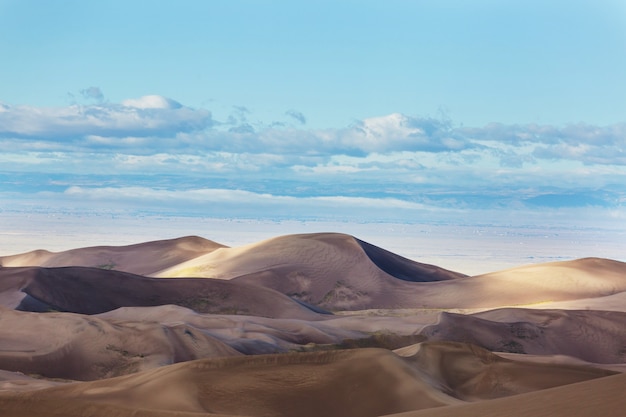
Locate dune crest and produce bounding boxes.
[0,236,225,276]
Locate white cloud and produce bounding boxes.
[57,185,442,221]
[0,95,212,141]
[1,96,625,223]
[121,95,182,109]
[1,97,624,168]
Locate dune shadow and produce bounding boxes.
[355,238,466,282]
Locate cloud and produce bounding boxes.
[121,95,182,109]
[56,185,441,221]
[1,96,624,168]
[1,93,625,229]
[0,182,617,228]
[80,86,104,102]
[462,122,626,166]
[285,109,306,124]
[0,95,212,142]
[341,113,472,154]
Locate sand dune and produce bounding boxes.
[220,256,626,311]
[0,266,323,319]
[0,308,240,381]
[152,235,626,311]
[376,257,626,310]
[0,370,69,393]
[421,309,626,363]
[0,233,624,416]
[97,304,365,354]
[154,233,465,281]
[0,236,225,276]
[4,233,624,311]
[0,349,458,417]
[154,233,466,310]
[384,371,626,417]
[395,341,616,401]
[0,343,615,417]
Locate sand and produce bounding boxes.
[0,232,624,416]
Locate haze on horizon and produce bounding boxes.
[1,0,625,235]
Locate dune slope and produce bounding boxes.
[0,266,323,319]
[157,233,466,310]
[0,308,241,381]
[396,341,616,401]
[0,342,616,417]
[0,236,225,276]
[384,371,626,417]
[0,233,624,417]
[421,309,626,363]
[0,349,458,417]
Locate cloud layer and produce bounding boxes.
[0,95,211,142]
[1,94,624,225]
[1,96,624,167]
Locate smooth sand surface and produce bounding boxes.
[154,233,466,310]
[0,266,324,319]
[421,308,626,363]
[383,371,626,417]
[0,308,241,380]
[0,232,624,416]
[0,236,226,276]
[0,343,616,417]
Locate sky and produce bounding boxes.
[1,0,626,231]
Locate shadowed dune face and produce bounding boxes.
[354,238,465,282]
[0,266,324,319]
[0,236,226,276]
[421,309,626,363]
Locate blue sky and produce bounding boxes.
[1,0,625,227]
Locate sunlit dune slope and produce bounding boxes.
[0,348,459,417]
[0,236,225,276]
[150,235,626,310]
[155,233,466,310]
[0,266,323,319]
[391,257,626,309]
[2,236,624,312]
[394,341,615,401]
[384,370,626,417]
[163,254,626,311]
[0,342,615,417]
[421,308,626,363]
[155,233,464,281]
[0,308,240,381]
